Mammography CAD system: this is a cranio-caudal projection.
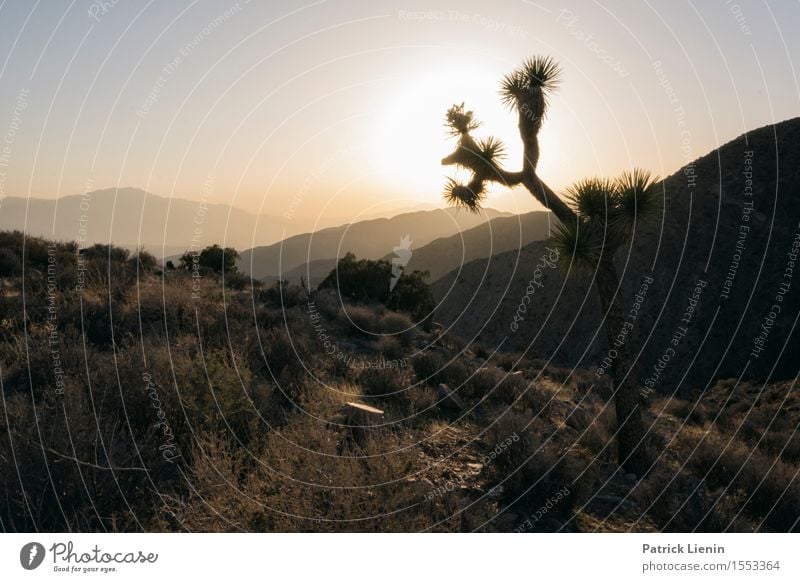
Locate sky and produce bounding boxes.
[0,0,797,227]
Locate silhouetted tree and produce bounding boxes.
[319,253,434,326]
[179,244,239,274]
[440,56,658,474]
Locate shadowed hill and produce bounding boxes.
[432,117,800,392]
[281,210,553,287]
[238,207,510,280]
[393,210,553,283]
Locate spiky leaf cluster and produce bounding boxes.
[441,108,510,212]
[500,56,561,117]
[444,176,486,211]
[445,103,481,137]
[550,219,604,271]
[551,169,659,269]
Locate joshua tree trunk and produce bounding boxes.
[519,124,648,475]
[521,176,648,474]
[594,254,648,474]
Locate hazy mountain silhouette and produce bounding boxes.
[395,211,553,282]
[280,211,553,287]
[0,188,298,257]
[238,207,510,280]
[432,117,800,391]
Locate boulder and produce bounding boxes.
[437,383,464,411]
[565,405,593,431]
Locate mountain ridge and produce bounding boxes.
[431,116,800,390]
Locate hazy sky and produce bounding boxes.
[0,0,797,225]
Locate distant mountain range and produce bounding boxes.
[432,117,800,390]
[0,188,299,257]
[237,207,513,281]
[275,211,554,287]
[394,211,554,283]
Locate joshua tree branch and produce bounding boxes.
[523,173,576,225]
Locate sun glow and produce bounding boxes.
[370,64,517,199]
[370,63,561,210]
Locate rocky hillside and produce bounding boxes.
[432,118,800,393]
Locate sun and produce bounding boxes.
[369,63,522,201]
[368,62,562,209]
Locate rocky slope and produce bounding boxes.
[432,118,800,393]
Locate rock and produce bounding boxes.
[565,406,593,431]
[437,383,464,411]
[486,485,505,500]
[342,402,384,446]
[587,494,638,518]
[343,401,384,422]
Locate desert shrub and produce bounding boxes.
[131,248,158,272]
[464,365,502,399]
[131,282,196,337]
[412,351,471,390]
[374,335,403,360]
[379,311,415,345]
[0,248,22,276]
[662,397,708,426]
[340,304,382,337]
[412,351,444,386]
[633,464,729,532]
[311,288,341,319]
[261,280,306,308]
[545,365,572,383]
[684,433,800,531]
[78,294,125,347]
[251,327,311,400]
[407,385,438,418]
[223,270,252,291]
[493,373,530,406]
[386,269,435,327]
[464,367,526,406]
[485,412,589,521]
[169,424,443,532]
[81,242,130,264]
[492,352,519,372]
[471,342,490,360]
[184,349,256,441]
[358,366,404,398]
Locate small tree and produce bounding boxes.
[440,56,658,474]
[318,253,434,327]
[179,244,239,274]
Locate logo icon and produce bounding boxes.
[20,542,46,570]
[390,235,413,291]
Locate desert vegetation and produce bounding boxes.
[0,230,797,532]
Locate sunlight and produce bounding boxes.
[370,63,522,201]
[369,62,563,209]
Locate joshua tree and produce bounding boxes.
[440,56,657,474]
